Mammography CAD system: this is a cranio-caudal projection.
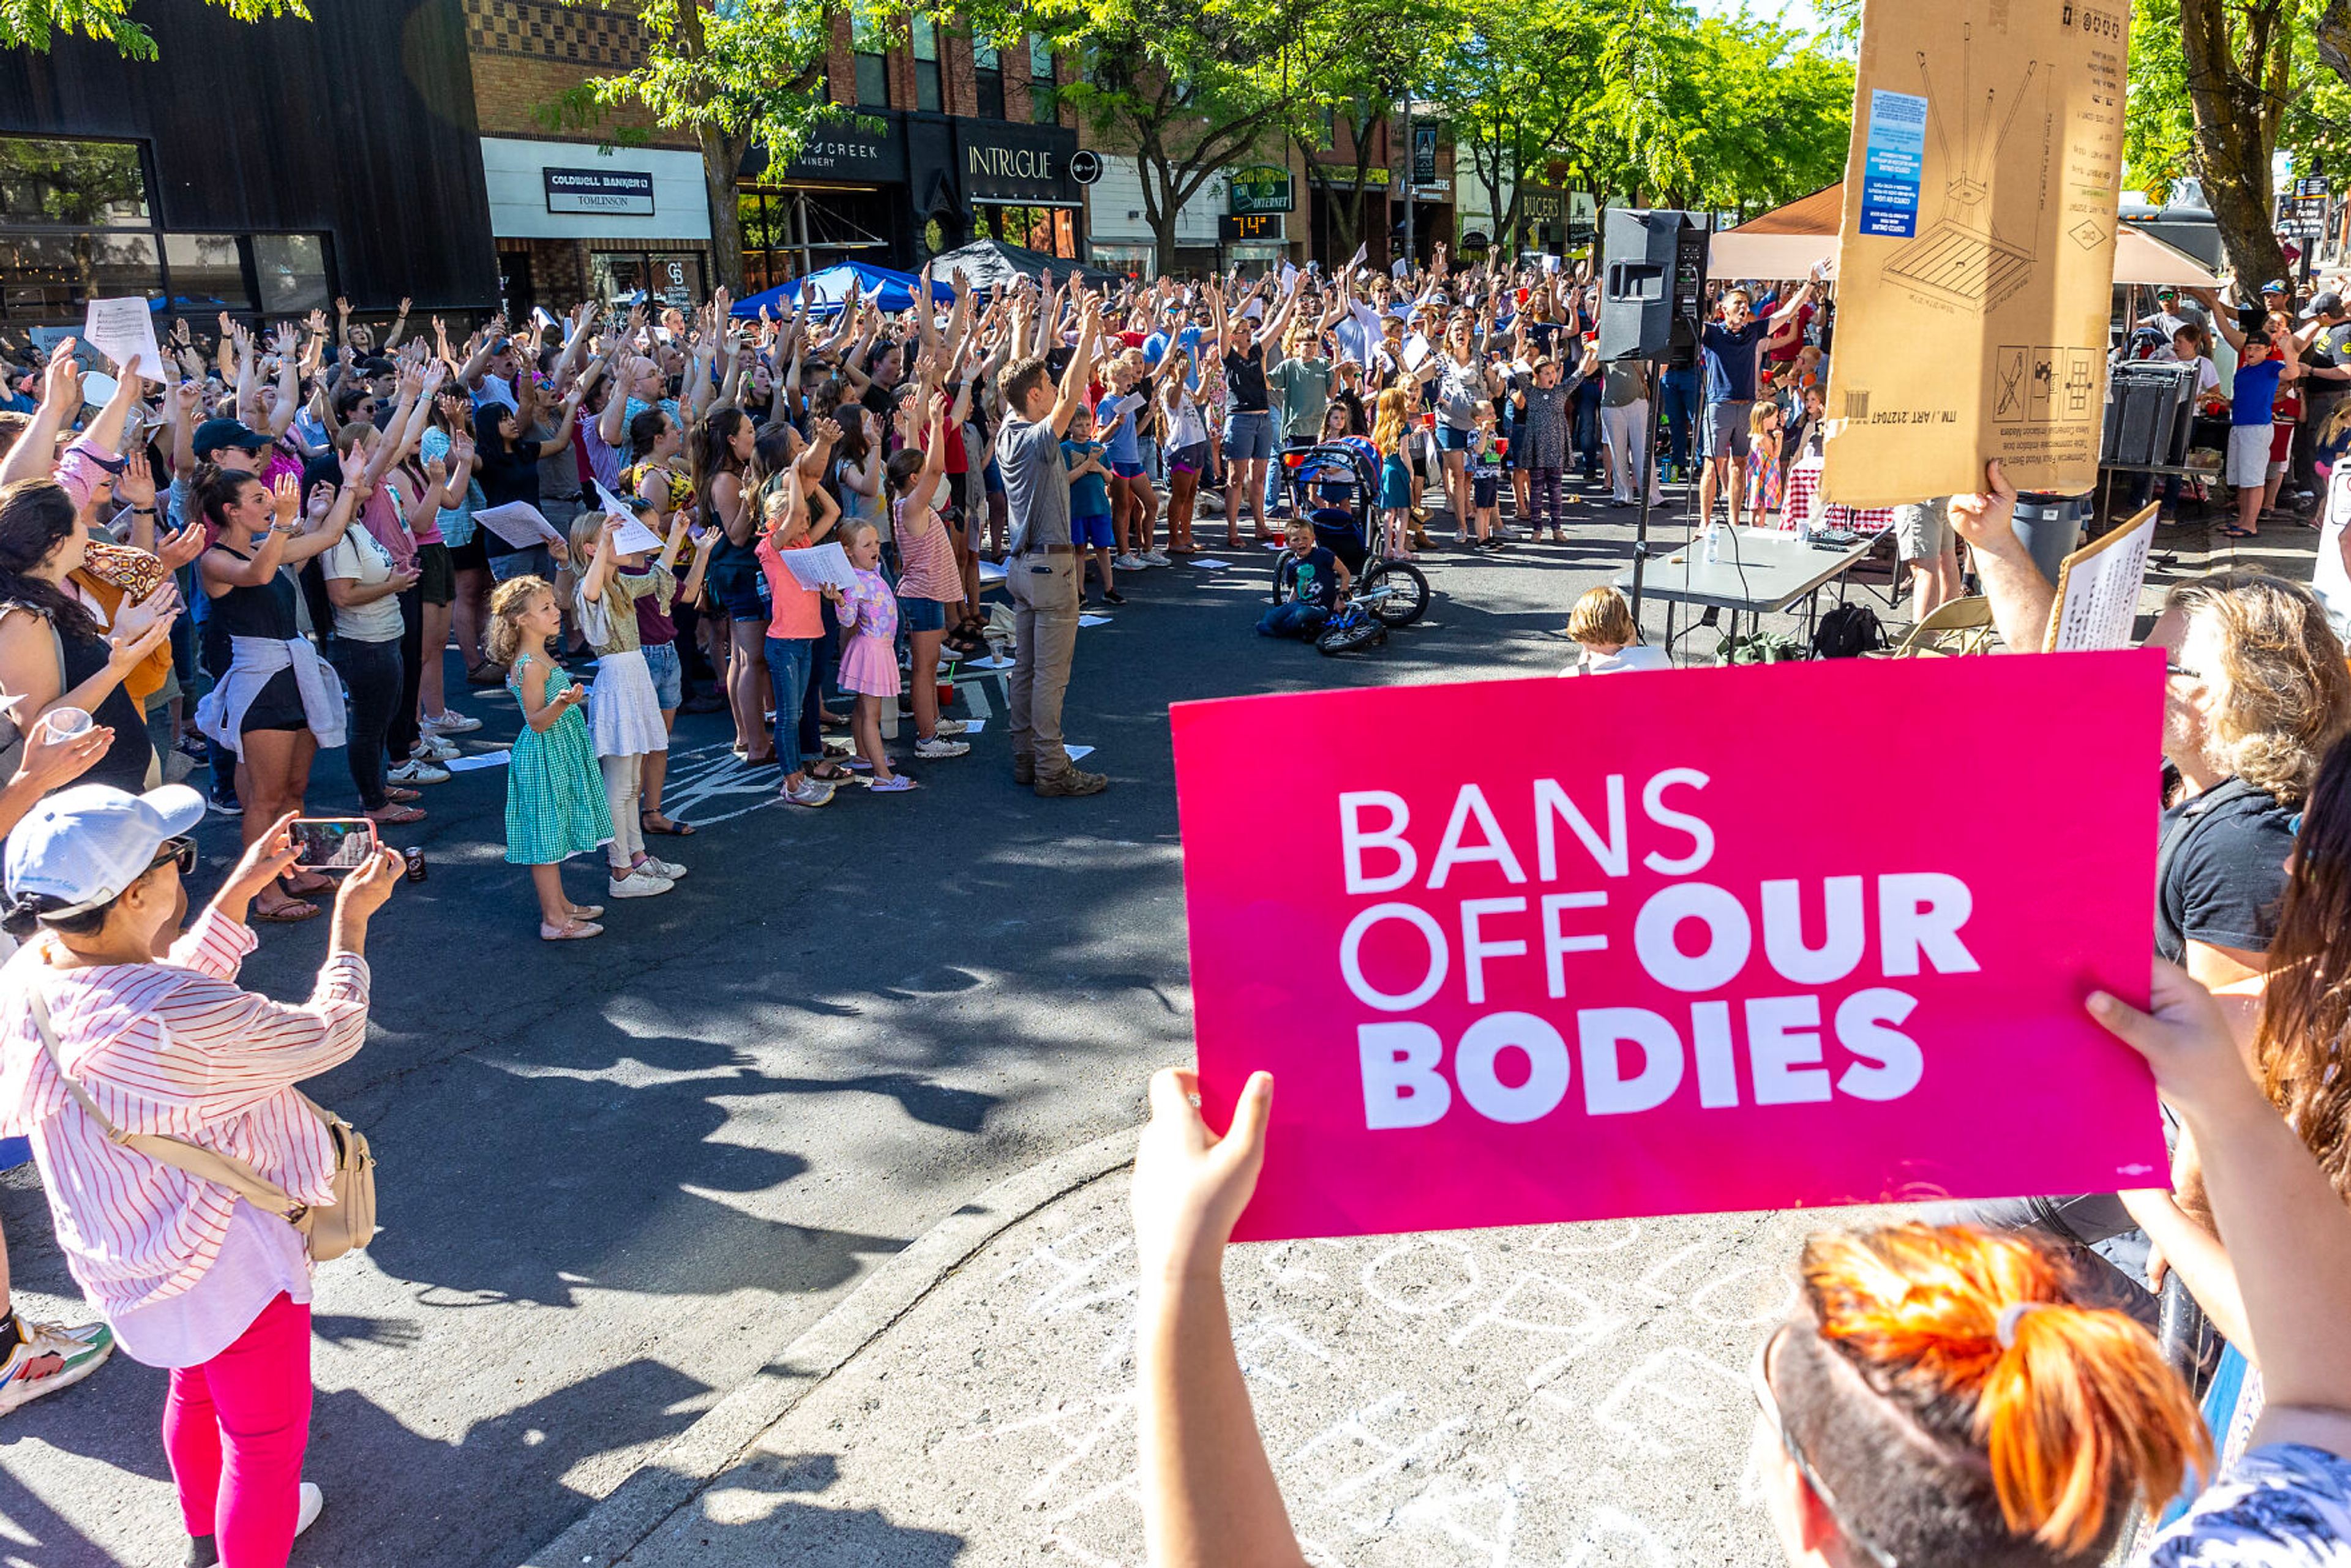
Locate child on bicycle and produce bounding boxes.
[1258,517,1351,640]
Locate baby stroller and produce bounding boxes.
[1280,443,1431,632]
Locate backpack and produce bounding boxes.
[1812,602,1885,659]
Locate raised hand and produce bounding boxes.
[116,448,157,509]
[43,339,81,409]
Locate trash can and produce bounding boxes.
[2012,493,2090,585]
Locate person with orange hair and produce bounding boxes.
[1128,959,2351,1567]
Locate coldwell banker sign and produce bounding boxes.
[544,167,656,217]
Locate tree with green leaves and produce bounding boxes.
[1289,0,1467,264]
[542,0,843,294]
[0,0,305,58]
[1430,0,1611,258]
[986,0,1343,276]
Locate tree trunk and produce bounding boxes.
[702,129,748,294]
[2323,0,2351,84]
[2180,0,2290,285]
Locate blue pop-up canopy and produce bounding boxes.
[730,262,953,317]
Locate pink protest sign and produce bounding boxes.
[1172,651,2168,1243]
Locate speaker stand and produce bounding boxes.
[1629,359,1659,619]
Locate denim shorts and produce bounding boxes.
[711,561,765,623]
[1223,410,1275,462]
[899,594,948,633]
[981,457,1005,495]
[1073,512,1117,550]
[1436,422,1474,452]
[641,639,683,710]
[489,544,555,585]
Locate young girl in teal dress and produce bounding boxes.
[489,575,613,940]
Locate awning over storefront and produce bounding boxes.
[732,260,951,317]
[1710,183,2218,288]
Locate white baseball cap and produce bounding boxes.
[6,784,204,918]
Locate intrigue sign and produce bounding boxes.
[1171,655,2167,1243]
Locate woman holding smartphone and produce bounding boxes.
[0,789,402,1568]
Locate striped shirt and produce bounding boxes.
[0,909,372,1318]
[893,498,961,604]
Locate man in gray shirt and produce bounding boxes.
[996,294,1104,797]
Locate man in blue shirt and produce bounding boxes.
[1698,280,1817,527]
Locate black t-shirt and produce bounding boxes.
[1275,545,1341,610]
[476,438,547,553]
[1223,342,1270,413]
[2156,778,2296,963]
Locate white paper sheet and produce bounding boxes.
[1349,242,1370,272]
[607,514,667,557]
[1078,614,1113,628]
[1065,745,1095,763]
[779,541,861,593]
[443,750,511,773]
[473,501,565,550]
[82,298,163,385]
[956,718,986,734]
[978,559,1008,584]
[1403,332,1434,371]
[1190,557,1232,570]
[959,653,1013,671]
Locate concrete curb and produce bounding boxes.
[517,1125,1142,1567]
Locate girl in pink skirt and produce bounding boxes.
[825,519,910,793]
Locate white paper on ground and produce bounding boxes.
[473,501,565,550]
[1065,745,1095,762]
[959,653,1013,670]
[607,514,667,557]
[779,540,861,593]
[958,718,986,733]
[1078,614,1112,628]
[978,559,1008,583]
[81,298,163,384]
[1190,557,1232,570]
[443,750,512,773]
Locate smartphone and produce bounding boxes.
[290,818,379,871]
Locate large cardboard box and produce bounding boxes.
[1822,0,2131,506]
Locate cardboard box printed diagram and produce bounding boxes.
[1823,0,2131,506]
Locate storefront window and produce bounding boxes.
[252,234,328,315]
[1028,37,1056,124]
[912,17,942,113]
[975,204,1075,258]
[0,137,148,227]
[164,234,251,313]
[973,34,1004,119]
[0,233,159,322]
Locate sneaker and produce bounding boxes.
[1103,589,1126,606]
[932,718,970,736]
[1111,553,1147,571]
[208,792,242,817]
[423,710,482,735]
[608,868,673,899]
[388,759,450,786]
[296,1482,323,1539]
[782,776,836,808]
[915,735,970,759]
[0,1315,113,1416]
[414,734,459,762]
[636,855,686,881]
[1142,549,1171,566]
[1033,766,1108,798]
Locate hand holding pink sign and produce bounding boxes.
[1169,651,2170,1242]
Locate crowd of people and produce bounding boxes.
[0,234,2343,1568]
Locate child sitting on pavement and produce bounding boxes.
[1258,517,1350,640]
[1561,585,1671,675]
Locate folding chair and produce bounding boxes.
[1865,595,1996,658]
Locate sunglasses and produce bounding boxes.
[1752,1326,1903,1568]
[147,836,197,878]
[2165,660,2205,681]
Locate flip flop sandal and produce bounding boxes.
[252,900,322,924]
[280,872,333,896]
[2221,525,2259,538]
[640,811,697,836]
[366,806,427,825]
[385,786,423,803]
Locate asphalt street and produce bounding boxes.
[0,478,2225,1568]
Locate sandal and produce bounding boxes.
[640,811,697,836]
[2221,524,2259,539]
[807,760,853,782]
[384,786,422,803]
[819,710,851,732]
[280,871,332,897]
[539,920,604,942]
[366,805,426,825]
[252,898,322,924]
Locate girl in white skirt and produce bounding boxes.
[565,509,686,899]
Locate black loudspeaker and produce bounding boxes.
[1597,209,1709,364]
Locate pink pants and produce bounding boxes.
[162,1291,312,1567]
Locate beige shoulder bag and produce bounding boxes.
[26,985,377,1261]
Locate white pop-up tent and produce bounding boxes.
[1708,182,2218,289]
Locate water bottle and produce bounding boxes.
[1703,520,1721,565]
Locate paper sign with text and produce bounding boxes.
[2046,503,2158,651]
[1172,654,2167,1242]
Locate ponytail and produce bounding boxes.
[1801,1224,2207,1558]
